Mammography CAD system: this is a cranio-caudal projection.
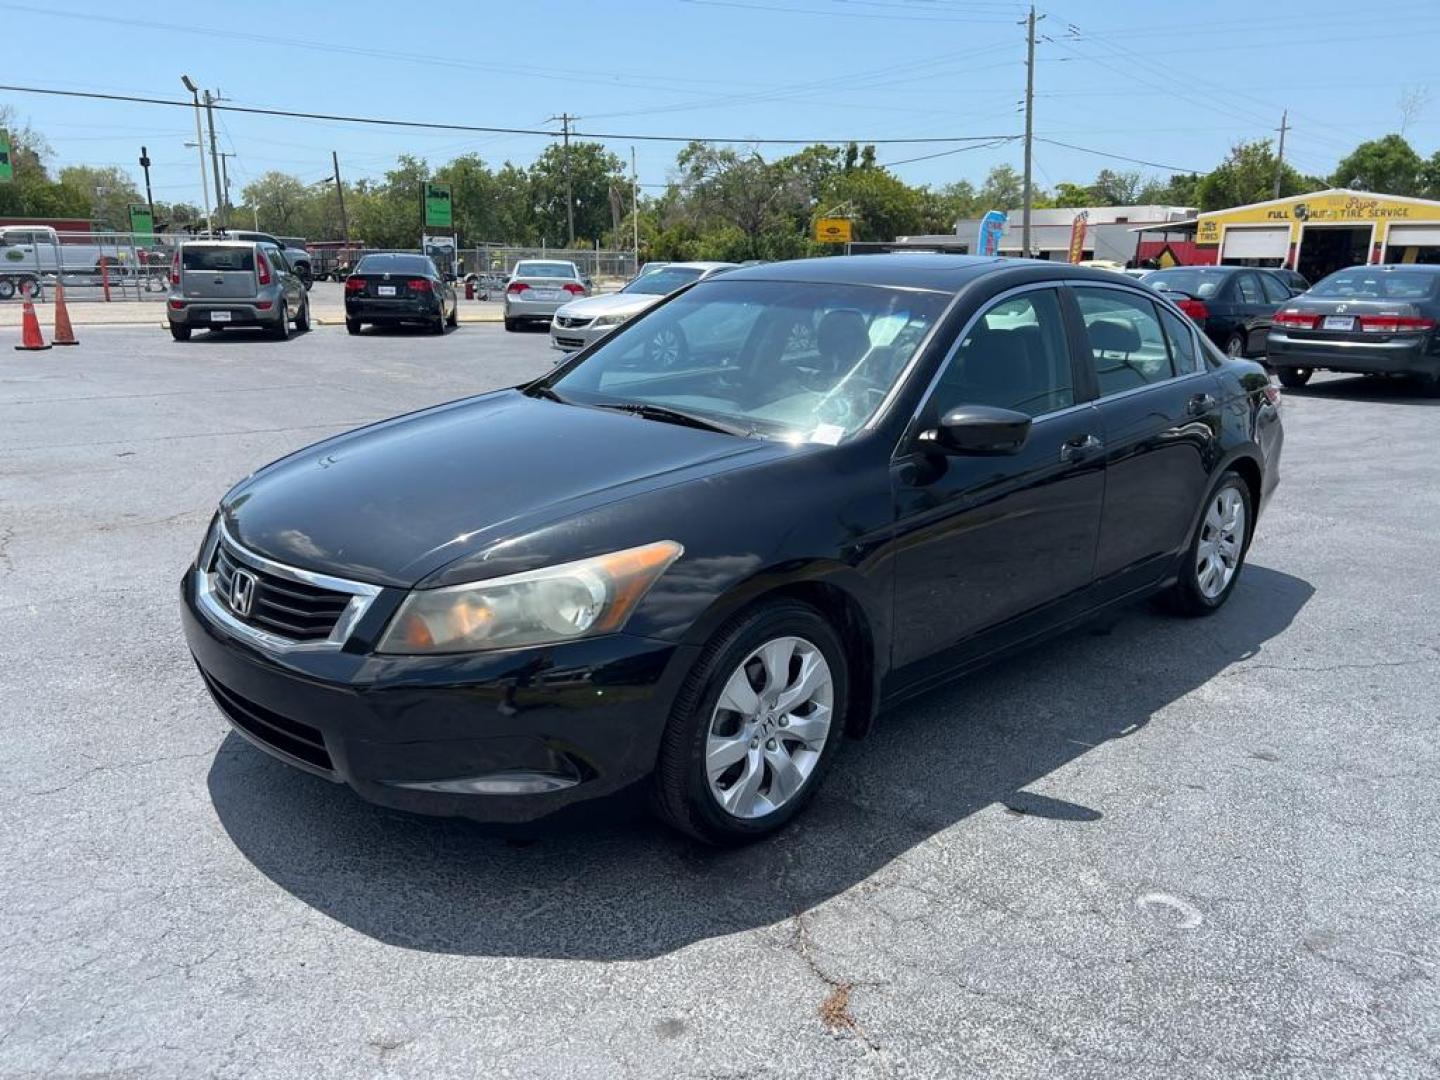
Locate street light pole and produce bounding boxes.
[203,89,225,225]
[180,75,212,233]
[137,146,155,226]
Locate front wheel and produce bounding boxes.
[1224,333,1245,358]
[1276,367,1312,388]
[1161,472,1252,616]
[652,601,848,844]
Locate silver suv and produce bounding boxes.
[167,240,310,342]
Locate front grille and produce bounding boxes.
[554,315,591,329]
[202,671,334,773]
[555,335,586,348]
[213,542,352,642]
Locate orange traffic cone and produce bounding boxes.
[14,299,51,351]
[52,279,78,345]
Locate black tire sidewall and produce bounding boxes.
[658,601,848,844]
[1178,472,1253,613]
[1277,367,1312,388]
[1225,333,1245,358]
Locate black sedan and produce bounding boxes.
[182,255,1283,844]
[1267,264,1440,393]
[344,252,458,335]
[1143,266,1300,359]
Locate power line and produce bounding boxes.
[879,136,1019,168]
[0,84,1018,146]
[679,0,1020,21]
[1031,137,1203,175]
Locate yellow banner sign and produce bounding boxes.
[814,217,852,244]
[1196,190,1440,246]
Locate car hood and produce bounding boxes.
[555,291,664,320]
[221,390,775,588]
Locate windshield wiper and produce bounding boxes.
[591,401,754,438]
[523,382,568,403]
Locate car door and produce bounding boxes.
[890,285,1106,677]
[1230,271,1271,355]
[267,245,302,309]
[1068,284,1222,596]
[1254,271,1293,352]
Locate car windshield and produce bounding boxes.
[515,261,577,279]
[1145,269,1225,298]
[1309,269,1440,300]
[356,254,433,276]
[548,279,948,441]
[622,267,705,295]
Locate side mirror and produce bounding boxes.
[921,405,1032,456]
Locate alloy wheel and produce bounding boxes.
[706,636,834,819]
[1196,487,1245,599]
[649,327,683,367]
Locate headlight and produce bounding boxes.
[592,314,629,327]
[377,541,683,654]
[196,513,220,570]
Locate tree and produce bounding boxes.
[1330,134,1425,195]
[529,142,625,247]
[977,165,1026,210]
[1051,181,1094,208]
[1137,173,1201,207]
[1194,140,1307,211]
[823,166,926,242]
[239,171,314,234]
[1090,169,1143,205]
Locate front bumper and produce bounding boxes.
[1267,330,1440,378]
[549,320,620,352]
[505,295,571,320]
[181,569,696,823]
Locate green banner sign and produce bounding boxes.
[129,203,154,239]
[0,131,14,184]
[423,182,452,228]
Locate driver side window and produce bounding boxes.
[930,289,1074,418]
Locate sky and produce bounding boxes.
[5,0,1440,216]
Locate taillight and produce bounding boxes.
[506,282,530,295]
[1176,298,1208,321]
[256,249,271,286]
[1358,314,1435,334]
[168,299,185,309]
[344,276,365,293]
[407,278,432,292]
[170,250,180,286]
[562,282,585,295]
[1272,310,1318,329]
[1263,383,1281,406]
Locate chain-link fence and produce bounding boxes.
[466,245,637,282]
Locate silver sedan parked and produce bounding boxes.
[550,262,737,353]
[503,260,589,331]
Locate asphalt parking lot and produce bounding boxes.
[2,324,1437,1078]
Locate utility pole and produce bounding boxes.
[549,113,577,248]
[1021,4,1039,259]
[203,89,225,226]
[1273,110,1290,200]
[217,151,236,218]
[137,146,155,225]
[180,76,212,234]
[331,150,350,247]
[631,146,639,263]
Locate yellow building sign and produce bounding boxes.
[1196,189,1440,248]
[814,217,852,244]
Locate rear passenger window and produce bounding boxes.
[182,247,254,272]
[1235,273,1263,304]
[931,290,1074,418]
[1258,273,1290,304]
[1074,287,1174,395]
[1159,307,1200,374]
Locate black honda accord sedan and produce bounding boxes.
[182,255,1283,843]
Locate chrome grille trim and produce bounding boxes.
[195,520,383,653]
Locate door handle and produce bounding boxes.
[1060,433,1103,463]
[1187,393,1218,416]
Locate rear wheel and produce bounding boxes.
[430,314,446,335]
[270,301,290,341]
[170,324,192,342]
[345,318,361,335]
[0,279,14,300]
[446,303,459,328]
[1276,366,1312,388]
[1161,472,1252,617]
[294,296,310,332]
[652,600,848,844]
[1224,332,1245,358]
[504,317,519,332]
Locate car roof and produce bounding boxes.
[664,261,737,271]
[719,253,1157,293]
[181,239,258,248]
[1147,265,1244,274]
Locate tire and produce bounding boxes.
[1224,333,1245,359]
[504,317,519,332]
[646,324,689,368]
[0,279,14,300]
[430,314,446,335]
[1161,471,1253,617]
[345,318,362,335]
[270,301,289,341]
[297,265,313,291]
[294,296,310,333]
[652,600,848,844]
[446,303,459,328]
[1276,366,1312,388]
[170,324,192,342]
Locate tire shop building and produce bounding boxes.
[1133,188,1440,281]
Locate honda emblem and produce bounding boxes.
[230,568,257,617]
